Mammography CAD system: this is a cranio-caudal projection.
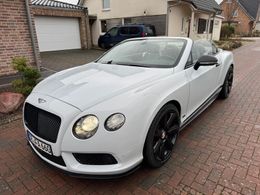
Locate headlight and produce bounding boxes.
[105,113,125,131]
[73,115,99,139]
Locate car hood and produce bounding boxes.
[33,63,171,111]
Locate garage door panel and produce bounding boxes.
[35,16,81,52]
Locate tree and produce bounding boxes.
[223,0,240,26]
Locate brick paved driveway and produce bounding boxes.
[1,41,260,195]
[41,49,105,72]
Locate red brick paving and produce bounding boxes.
[1,41,260,194]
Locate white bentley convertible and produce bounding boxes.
[24,37,234,178]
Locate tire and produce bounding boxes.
[100,43,106,49]
[219,66,234,99]
[144,104,180,168]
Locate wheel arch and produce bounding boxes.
[142,99,182,162]
[165,100,181,118]
[143,99,182,144]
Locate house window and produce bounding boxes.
[102,0,110,10]
[124,18,132,24]
[198,18,207,34]
[101,20,107,33]
[210,20,214,34]
[233,9,238,17]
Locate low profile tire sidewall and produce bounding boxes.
[144,104,180,168]
[100,43,105,49]
[220,66,233,99]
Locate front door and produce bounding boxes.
[185,40,222,118]
[103,27,119,48]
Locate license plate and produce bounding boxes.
[27,131,53,155]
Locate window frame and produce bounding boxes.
[95,39,188,69]
[197,18,207,34]
[233,9,239,17]
[185,41,220,69]
[102,0,110,10]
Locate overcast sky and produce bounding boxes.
[60,0,223,5]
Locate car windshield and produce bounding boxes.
[97,39,187,68]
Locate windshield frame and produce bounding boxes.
[95,38,188,69]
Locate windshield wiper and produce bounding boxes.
[113,62,149,68]
[106,60,113,64]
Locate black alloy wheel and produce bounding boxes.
[144,104,180,168]
[219,66,234,99]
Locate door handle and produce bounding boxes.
[216,63,221,67]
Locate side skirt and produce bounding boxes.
[180,86,222,131]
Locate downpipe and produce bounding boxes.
[25,0,40,71]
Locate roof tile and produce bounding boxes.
[239,0,259,20]
[187,0,222,13]
[31,0,84,10]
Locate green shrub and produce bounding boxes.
[221,25,235,39]
[12,57,41,96]
[216,40,242,50]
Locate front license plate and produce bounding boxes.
[27,131,53,155]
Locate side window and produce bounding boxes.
[119,27,129,35]
[107,27,118,37]
[129,27,140,35]
[192,43,204,63]
[196,40,214,55]
[191,40,217,65]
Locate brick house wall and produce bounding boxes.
[0,0,41,77]
[32,6,92,50]
[221,0,253,34]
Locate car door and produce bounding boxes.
[117,27,130,43]
[185,40,222,118]
[128,26,142,38]
[103,27,119,48]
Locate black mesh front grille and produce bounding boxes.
[24,103,61,143]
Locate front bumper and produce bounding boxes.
[24,93,143,177]
[28,141,141,179]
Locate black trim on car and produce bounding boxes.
[180,86,222,130]
[28,142,66,166]
[28,141,141,179]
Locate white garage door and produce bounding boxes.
[35,16,81,52]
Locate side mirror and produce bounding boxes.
[194,55,218,70]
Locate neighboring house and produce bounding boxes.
[0,0,91,77]
[80,0,222,46]
[167,0,223,41]
[221,0,260,34]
